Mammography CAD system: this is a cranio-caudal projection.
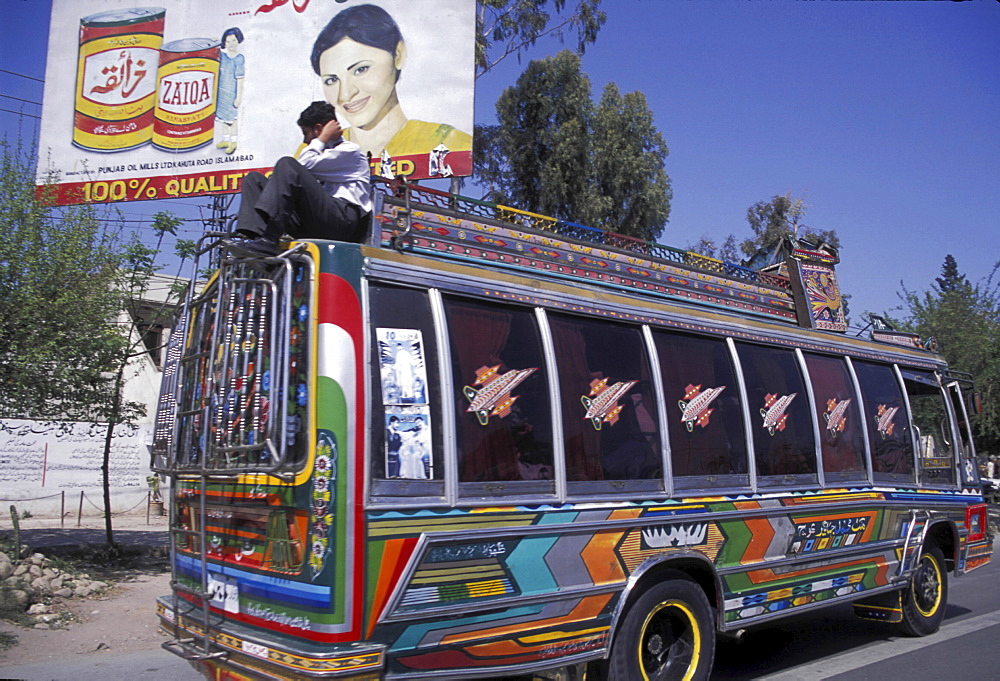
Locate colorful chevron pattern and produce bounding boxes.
[166,476,992,679]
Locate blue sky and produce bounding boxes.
[3,0,998,321]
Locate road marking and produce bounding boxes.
[756,610,1000,680]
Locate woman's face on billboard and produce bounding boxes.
[319,38,404,130]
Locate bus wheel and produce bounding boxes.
[609,573,715,681]
[899,544,947,637]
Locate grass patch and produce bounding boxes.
[43,552,83,574]
[0,534,21,562]
[70,542,143,570]
[0,585,33,627]
[0,630,17,651]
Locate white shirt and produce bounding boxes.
[297,138,372,213]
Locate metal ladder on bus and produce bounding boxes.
[161,475,229,662]
[158,234,301,661]
[896,509,931,582]
[160,232,232,663]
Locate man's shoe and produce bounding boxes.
[223,236,279,258]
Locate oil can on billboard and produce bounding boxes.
[38,0,475,205]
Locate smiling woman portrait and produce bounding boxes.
[310,3,472,167]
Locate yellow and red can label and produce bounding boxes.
[73,8,165,152]
[152,38,220,151]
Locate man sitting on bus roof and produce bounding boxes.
[226,101,372,257]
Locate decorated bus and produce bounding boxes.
[152,179,992,680]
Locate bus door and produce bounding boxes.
[945,380,980,488]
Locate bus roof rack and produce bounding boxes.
[370,178,926,347]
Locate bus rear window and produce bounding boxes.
[165,257,313,473]
[368,284,444,498]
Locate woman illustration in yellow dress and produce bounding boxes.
[310,4,471,172]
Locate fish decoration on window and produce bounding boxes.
[678,384,725,432]
[581,377,638,430]
[823,397,851,440]
[463,365,537,426]
[874,404,899,438]
[761,393,796,435]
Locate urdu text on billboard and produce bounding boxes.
[37,0,475,205]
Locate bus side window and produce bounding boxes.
[803,353,868,482]
[443,297,555,493]
[369,284,444,496]
[901,369,956,487]
[735,342,818,486]
[652,331,749,489]
[853,361,915,483]
[548,314,662,492]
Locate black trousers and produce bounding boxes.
[237,157,369,243]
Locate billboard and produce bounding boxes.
[37,0,475,205]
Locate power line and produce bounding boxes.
[0,69,44,83]
[0,93,42,106]
[0,107,40,119]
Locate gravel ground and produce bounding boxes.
[0,512,173,668]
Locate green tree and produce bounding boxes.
[97,239,157,549]
[0,139,192,547]
[472,123,508,203]
[741,192,840,260]
[96,211,191,547]
[936,254,970,294]
[477,0,606,77]
[0,140,137,421]
[890,255,1000,454]
[589,84,671,240]
[691,192,841,267]
[492,50,595,220]
[690,234,740,263]
[482,51,671,240]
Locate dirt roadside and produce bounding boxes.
[0,514,173,668]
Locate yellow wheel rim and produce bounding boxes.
[912,554,943,618]
[637,599,702,681]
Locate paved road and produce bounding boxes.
[6,514,170,553]
[13,526,170,552]
[0,647,200,680]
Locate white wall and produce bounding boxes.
[0,419,153,517]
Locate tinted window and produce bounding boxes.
[653,332,748,489]
[549,314,662,493]
[444,297,554,495]
[803,353,867,481]
[369,284,444,497]
[735,343,818,485]
[853,361,914,483]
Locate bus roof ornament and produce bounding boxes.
[781,235,847,333]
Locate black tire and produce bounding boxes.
[608,572,715,681]
[899,544,948,636]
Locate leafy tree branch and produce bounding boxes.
[477,0,606,78]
